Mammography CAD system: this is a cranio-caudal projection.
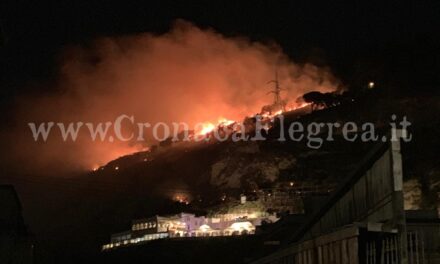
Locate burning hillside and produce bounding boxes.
[3,20,340,175]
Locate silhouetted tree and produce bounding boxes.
[303,91,351,110]
[302,91,326,110]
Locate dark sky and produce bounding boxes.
[1,0,439,105]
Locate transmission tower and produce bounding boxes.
[267,70,286,111]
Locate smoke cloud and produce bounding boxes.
[4,20,340,174]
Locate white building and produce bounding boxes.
[102,209,278,250]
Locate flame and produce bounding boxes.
[173,194,190,204]
[217,118,235,127]
[93,101,314,170]
[272,110,283,116]
[197,122,216,136]
[195,103,311,137]
[196,117,236,136]
[7,21,340,175]
[294,102,311,109]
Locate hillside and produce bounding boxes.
[7,91,440,264]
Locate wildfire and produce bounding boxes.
[293,102,311,109]
[261,110,283,119]
[217,118,235,127]
[197,122,216,136]
[194,103,311,137]
[196,117,236,136]
[92,102,312,171]
[91,164,106,172]
[173,194,190,205]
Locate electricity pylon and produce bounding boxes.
[267,70,286,112]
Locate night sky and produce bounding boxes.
[1,1,439,102]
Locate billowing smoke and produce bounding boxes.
[4,20,340,174]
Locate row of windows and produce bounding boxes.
[102,233,169,250]
[132,222,157,230]
[132,221,185,231]
[111,234,131,242]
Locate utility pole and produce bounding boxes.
[267,70,286,112]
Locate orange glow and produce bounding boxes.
[195,102,312,137]
[91,102,313,169]
[217,118,235,127]
[272,110,283,116]
[8,21,338,175]
[197,122,216,136]
[85,144,144,172]
[295,102,312,109]
[173,194,190,204]
[196,117,236,136]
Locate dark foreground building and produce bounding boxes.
[0,185,33,264]
[252,129,440,264]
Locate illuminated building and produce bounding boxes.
[131,213,204,237]
[102,208,279,250]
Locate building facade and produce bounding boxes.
[103,210,278,250]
